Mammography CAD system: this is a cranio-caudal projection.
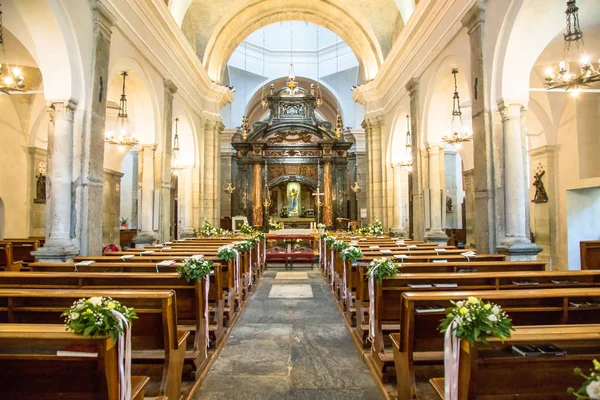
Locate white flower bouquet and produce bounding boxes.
[177,255,213,282]
[438,297,514,345]
[62,297,137,342]
[569,360,600,399]
[218,245,238,262]
[340,245,364,263]
[366,257,398,282]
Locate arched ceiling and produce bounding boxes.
[177,0,404,83]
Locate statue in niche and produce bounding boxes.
[531,166,549,204]
[446,196,453,213]
[34,173,46,203]
[289,188,299,215]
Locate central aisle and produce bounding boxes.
[195,270,383,399]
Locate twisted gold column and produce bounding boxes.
[252,163,263,227]
[323,162,333,226]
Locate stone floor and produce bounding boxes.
[194,269,384,399]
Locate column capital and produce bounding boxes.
[204,118,219,130]
[361,116,383,130]
[163,79,178,97]
[461,0,487,34]
[405,78,419,98]
[426,142,444,152]
[497,99,526,121]
[47,99,79,122]
[92,0,116,39]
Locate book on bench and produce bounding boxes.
[394,254,409,260]
[407,245,418,249]
[457,268,479,273]
[369,246,380,251]
[120,254,135,261]
[407,283,433,289]
[380,249,393,255]
[74,261,95,267]
[140,251,154,256]
[160,247,172,251]
[415,305,446,314]
[552,280,579,285]
[511,344,566,357]
[433,283,458,288]
[57,345,99,358]
[396,241,406,246]
[432,260,448,263]
[569,301,600,308]
[512,280,539,286]
[156,260,176,267]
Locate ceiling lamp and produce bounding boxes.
[399,115,413,169]
[335,112,343,139]
[286,22,298,94]
[545,0,599,96]
[105,72,139,146]
[241,115,249,141]
[171,118,189,174]
[0,4,25,94]
[315,25,323,107]
[260,28,268,108]
[241,41,250,140]
[334,34,343,139]
[224,181,236,196]
[442,68,472,145]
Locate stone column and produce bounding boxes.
[213,121,224,225]
[180,168,195,237]
[158,80,178,242]
[406,78,425,240]
[424,144,449,245]
[32,100,80,261]
[252,162,263,227]
[192,163,201,231]
[74,2,115,256]
[323,161,334,227]
[462,1,498,253]
[203,119,216,224]
[391,163,408,236]
[102,169,123,247]
[362,117,384,223]
[133,144,158,246]
[496,101,541,260]
[220,128,236,219]
[463,169,476,248]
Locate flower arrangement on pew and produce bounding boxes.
[268,218,283,231]
[355,218,384,236]
[438,297,514,345]
[177,255,214,282]
[239,222,255,235]
[218,245,238,262]
[62,297,137,343]
[366,257,398,282]
[568,360,600,399]
[340,245,363,264]
[200,219,228,237]
[331,240,349,253]
[236,239,253,253]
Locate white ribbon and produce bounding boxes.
[323,242,327,273]
[263,238,267,266]
[249,248,253,286]
[368,271,375,342]
[110,310,132,400]
[444,321,460,400]
[329,249,334,287]
[204,275,210,357]
[234,253,240,295]
[342,260,348,299]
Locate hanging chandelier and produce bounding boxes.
[286,21,298,94]
[224,181,236,196]
[545,0,599,96]
[315,25,323,107]
[334,35,343,139]
[0,3,25,94]
[241,115,249,141]
[335,112,343,139]
[105,72,139,146]
[442,68,472,145]
[171,118,189,174]
[399,115,413,169]
[260,28,268,108]
[241,41,250,140]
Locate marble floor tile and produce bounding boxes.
[268,284,313,299]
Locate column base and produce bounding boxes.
[179,229,196,239]
[497,237,542,261]
[32,245,80,262]
[391,227,408,238]
[132,231,159,248]
[424,230,450,246]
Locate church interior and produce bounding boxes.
[0,0,600,399]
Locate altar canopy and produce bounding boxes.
[231,84,352,229]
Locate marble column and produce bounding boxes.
[362,120,374,222]
[323,161,334,227]
[213,121,224,225]
[252,162,263,227]
[180,168,195,237]
[463,169,476,248]
[362,118,384,223]
[192,163,201,231]
[73,2,115,256]
[203,119,216,224]
[496,101,541,260]
[158,80,178,242]
[391,163,408,236]
[424,144,449,245]
[462,1,498,253]
[32,100,80,261]
[406,79,425,240]
[133,144,158,246]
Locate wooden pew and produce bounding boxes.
[0,323,152,400]
[0,288,188,400]
[0,239,39,266]
[369,269,600,382]
[0,270,224,380]
[435,324,600,399]
[394,288,600,400]
[0,243,23,271]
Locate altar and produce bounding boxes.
[273,217,315,229]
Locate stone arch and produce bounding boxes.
[387,104,410,166]
[202,1,384,83]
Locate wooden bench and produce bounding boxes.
[0,271,225,379]
[0,323,152,400]
[0,243,23,272]
[420,324,600,399]
[0,239,39,267]
[394,288,600,400]
[0,288,188,400]
[369,269,600,382]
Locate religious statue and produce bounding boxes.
[446,196,453,213]
[289,188,299,215]
[34,173,46,203]
[531,168,549,203]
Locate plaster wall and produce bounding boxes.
[566,187,600,270]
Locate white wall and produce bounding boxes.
[120,151,136,229]
[566,187,600,270]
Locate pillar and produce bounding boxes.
[424,144,449,245]
[32,100,80,261]
[323,161,334,227]
[158,80,178,242]
[463,169,476,248]
[406,78,425,240]
[132,144,158,246]
[391,163,408,236]
[362,117,384,223]
[252,162,263,227]
[192,163,201,231]
[180,168,195,237]
[496,101,541,260]
[213,121,224,225]
[203,119,217,224]
[462,1,498,253]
